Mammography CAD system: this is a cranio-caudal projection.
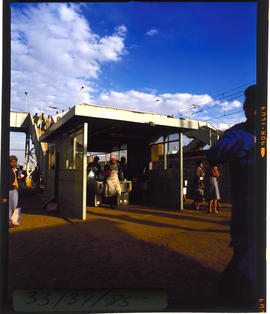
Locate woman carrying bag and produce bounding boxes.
[192,160,205,210]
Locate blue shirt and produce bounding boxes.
[207,122,256,247]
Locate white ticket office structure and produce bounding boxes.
[40,104,219,220]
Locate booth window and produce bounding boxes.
[74,129,84,170]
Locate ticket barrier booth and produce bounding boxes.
[87,178,132,207]
[118,181,132,206]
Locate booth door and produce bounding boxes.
[56,123,88,220]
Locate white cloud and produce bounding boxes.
[98,89,244,127]
[11,3,127,114]
[146,28,159,36]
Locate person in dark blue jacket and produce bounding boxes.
[207,85,256,301]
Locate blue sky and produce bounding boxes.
[86,2,257,95]
[10,2,257,163]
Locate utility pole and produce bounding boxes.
[24,91,28,112]
[80,86,84,104]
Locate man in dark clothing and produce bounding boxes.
[31,165,41,193]
[87,156,102,180]
[118,157,128,180]
[18,165,27,191]
[33,113,39,125]
[207,85,256,301]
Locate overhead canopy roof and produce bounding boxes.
[40,104,221,152]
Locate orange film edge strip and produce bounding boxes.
[260,106,267,158]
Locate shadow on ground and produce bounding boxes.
[8,192,254,312]
[9,217,226,310]
[87,209,229,234]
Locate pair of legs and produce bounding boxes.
[109,195,118,208]
[218,242,255,302]
[192,200,201,210]
[208,199,219,213]
[9,189,18,225]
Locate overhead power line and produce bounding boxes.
[175,80,255,118]
[205,109,244,121]
[209,80,255,100]
[189,90,245,117]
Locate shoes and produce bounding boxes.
[192,203,199,210]
[215,211,220,214]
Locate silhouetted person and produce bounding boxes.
[45,115,52,130]
[31,165,41,193]
[207,85,257,302]
[33,113,39,125]
[192,160,205,210]
[119,157,128,180]
[18,165,27,191]
[88,156,101,180]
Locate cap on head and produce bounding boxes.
[9,155,18,163]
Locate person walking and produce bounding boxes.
[40,113,46,132]
[88,156,102,180]
[31,165,41,193]
[205,165,220,214]
[207,85,257,302]
[45,115,52,130]
[103,156,122,208]
[33,113,39,125]
[9,156,21,227]
[192,160,205,210]
[18,165,27,192]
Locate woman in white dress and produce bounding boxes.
[103,156,123,208]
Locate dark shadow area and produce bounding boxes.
[102,206,231,226]
[18,190,73,223]
[86,210,230,234]
[8,217,255,312]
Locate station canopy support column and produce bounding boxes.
[163,135,168,170]
[179,132,183,211]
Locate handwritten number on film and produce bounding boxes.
[26,291,38,305]
[24,290,148,309]
[105,295,131,307]
[26,291,51,307]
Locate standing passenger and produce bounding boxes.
[31,165,41,193]
[9,156,20,227]
[192,160,205,210]
[205,165,220,214]
[40,113,46,132]
[103,156,122,208]
[207,85,257,301]
[119,157,128,180]
[88,156,101,180]
[45,115,52,130]
[33,113,39,125]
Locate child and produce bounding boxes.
[9,155,21,227]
